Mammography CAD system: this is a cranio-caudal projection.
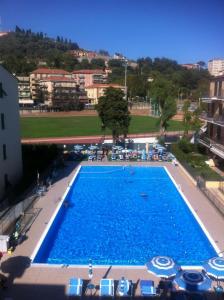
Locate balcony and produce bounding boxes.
[198,136,224,159]
[202,97,224,103]
[200,113,224,126]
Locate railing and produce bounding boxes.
[0,158,62,235]
[198,135,224,155]
[0,191,40,235]
[200,113,224,125]
[195,176,224,217]
[219,181,224,195]
[198,136,211,147]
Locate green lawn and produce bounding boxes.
[20,115,184,138]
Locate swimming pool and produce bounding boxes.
[32,166,218,266]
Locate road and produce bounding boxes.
[21,131,187,144]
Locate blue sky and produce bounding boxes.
[0,0,224,64]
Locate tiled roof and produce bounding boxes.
[31,68,70,75]
[40,76,76,82]
[72,69,105,74]
[85,84,125,88]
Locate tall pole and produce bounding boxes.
[124,59,128,101]
[147,77,153,115]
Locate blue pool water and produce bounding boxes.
[33,166,217,266]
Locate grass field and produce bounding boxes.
[20,115,184,138]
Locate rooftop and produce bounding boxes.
[40,76,76,82]
[85,84,125,88]
[31,68,71,75]
[72,69,105,75]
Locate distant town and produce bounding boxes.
[0,27,224,110]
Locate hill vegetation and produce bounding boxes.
[0,26,211,102]
[0,26,79,74]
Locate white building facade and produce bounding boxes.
[0,66,23,201]
[208,59,224,76]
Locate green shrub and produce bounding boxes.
[171,142,223,181]
[178,138,195,154]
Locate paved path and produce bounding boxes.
[21,131,187,144]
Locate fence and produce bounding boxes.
[0,191,40,235]
[219,181,224,195]
[195,175,224,217]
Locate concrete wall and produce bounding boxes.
[0,66,23,201]
[205,181,221,188]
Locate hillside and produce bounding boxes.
[0,26,79,75]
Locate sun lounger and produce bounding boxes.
[140,280,157,297]
[67,278,83,297]
[100,279,114,297]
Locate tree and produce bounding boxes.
[91,58,105,69]
[98,49,110,56]
[197,61,206,70]
[96,87,131,142]
[127,75,147,99]
[182,100,192,135]
[150,77,177,134]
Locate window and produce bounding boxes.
[3,144,7,160]
[0,82,7,98]
[218,81,222,98]
[217,126,221,141]
[1,113,5,129]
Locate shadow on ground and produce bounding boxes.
[0,255,31,287]
[0,277,221,300]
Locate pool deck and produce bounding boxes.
[1,161,224,300]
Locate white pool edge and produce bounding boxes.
[164,166,221,256]
[30,165,82,262]
[31,164,222,268]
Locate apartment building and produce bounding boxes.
[17,76,33,107]
[39,76,88,108]
[181,63,200,70]
[85,84,125,105]
[30,68,72,103]
[208,59,224,77]
[198,75,224,160]
[72,69,108,89]
[0,32,9,37]
[0,66,22,201]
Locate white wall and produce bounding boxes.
[0,66,23,201]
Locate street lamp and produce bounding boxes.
[147,77,153,115]
[123,58,128,101]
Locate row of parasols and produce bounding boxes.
[146,255,224,292]
[88,256,224,292]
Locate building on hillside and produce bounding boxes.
[181,63,200,70]
[39,76,88,108]
[72,69,108,88]
[68,49,97,60]
[0,32,9,37]
[0,66,23,202]
[208,59,224,77]
[128,61,138,68]
[17,76,33,107]
[113,53,125,60]
[85,84,125,105]
[30,68,72,103]
[198,75,224,161]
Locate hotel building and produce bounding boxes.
[0,66,22,201]
[85,84,125,105]
[208,59,224,77]
[199,75,224,161]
